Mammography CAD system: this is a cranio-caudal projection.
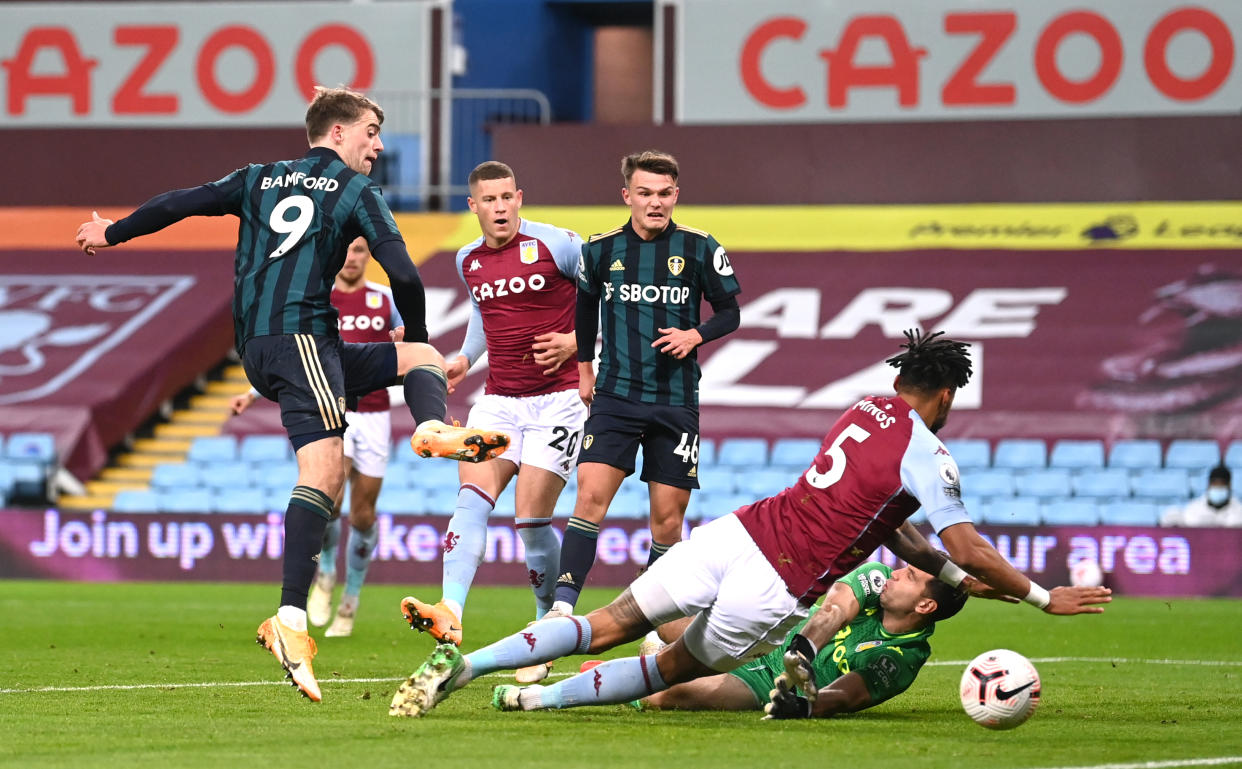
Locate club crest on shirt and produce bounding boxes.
[365,291,383,309]
[520,240,539,264]
[855,640,883,653]
[667,256,685,276]
[583,434,594,451]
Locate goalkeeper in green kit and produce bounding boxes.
[638,560,970,718]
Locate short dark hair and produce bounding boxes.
[305,86,383,143]
[886,329,973,393]
[924,572,969,624]
[1209,464,1231,484]
[468,161,516,190]
[622,150,679,186]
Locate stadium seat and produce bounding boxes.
[734,469,793,499]
[1041,499,1100,526]
[1108,439,1162,471]
[1164,439,1221,474]
[992,439,1047,470]
[698,465,739,495]
[959,495,983,521]
[1224,440,1242,471]
[964,468,1015,498]
[1098,500,1159,526]
[150,463,201,489]
[0,463,13,501]
[252,460,299,490]
[1135,468,1190,500]
[715,438,769,469]
[1049,439,1105,470]
[1013,469,1072,499]
[198,461,252,490]
[697,437,717,467]
[694,491,751,522]
[376,487,430,514]
[158,488,215,513]
[213,487,269,513]
[1071,469,1131,499]
[4,432,57,463]
[238,435,290,463]
[405,460,462,492]
[943,439,990,470]
[187,436,238,463]
[112,489,161,513]
[768,438,822,469]
[980,498,1041,526]
[606,486,648,519]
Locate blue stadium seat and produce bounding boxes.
[187,436,237,463]
[238,435,290,463]
[253,460,299,491]
[0,463,13,500]
[992,439,1047,470]
[606,486,648,519]
[1108,439,1162,471]
[964,468,1015,498]
[4,432,57,463]
[214,487,269,513]
[112,489,161,513]
[1049,440,1105,470]
[768,438,822,469]
[697,437,717,467]
[735,469,793,499]
[694,492,751,522]
[1224,440,1242,471]
[1014,469,1072,499]
[198,461,253,490]
[959,495,983,521]
[1072,469,1132,499]
[158,488,215,513]
[150,463,201,489]
[980,498,1041,526]
[1098,500,1159,526]
[943,439,990,470]
[1164,439,1221,474]
[696,465,737,495]
[3,459,47,499]
[1135,468,1190,500]
[716,438,769,469]
[405,460,462,491]
[1041,499,1100,526]
[376,487,429,514]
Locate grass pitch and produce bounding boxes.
[1,580,1239,769]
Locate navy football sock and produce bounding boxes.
[553,517,600,608]
[403,364,448,425]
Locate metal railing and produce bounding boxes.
[367,88,551,210]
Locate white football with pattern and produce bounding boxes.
[959,649,1041,730]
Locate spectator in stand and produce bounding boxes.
[1160,464,1242,527]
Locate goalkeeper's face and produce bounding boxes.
[880,566,936,613]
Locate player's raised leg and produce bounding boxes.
[396,343,510,462]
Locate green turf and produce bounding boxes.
[1,580,1239,769]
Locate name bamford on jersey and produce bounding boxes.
[259,172,341,191]
[603,284,692,304]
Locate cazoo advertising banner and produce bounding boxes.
[664,0,1242,123]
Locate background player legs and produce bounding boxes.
[331,467,380,635]
[646,481,690,567]
[551,462,626,614]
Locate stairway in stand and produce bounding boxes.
[57,364,250,510]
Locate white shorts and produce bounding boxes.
[343,410,391,479]
[467,389,587,481]
[630,513,807,672]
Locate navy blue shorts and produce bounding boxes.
[578,391,700,489]
[242,334,397,450]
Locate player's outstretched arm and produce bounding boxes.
[939,522,1111,614]
[885,521,1016,603]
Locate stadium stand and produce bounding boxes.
[1108,439,1163,470]
[980,498,1042,526]
[1164,439,1222,474]
[992,439,1047,470]
[1049,439,1106,470]
[715,437,769,469]
[1099,500,1161,527]
[943,439,990,470]
[1040,499,1101,526]
[1013,469,1073,499]
[768,438,822,470]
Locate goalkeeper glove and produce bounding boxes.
[763,675,812,720]
[780,633,819,698]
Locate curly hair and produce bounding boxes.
[885,329,973,393]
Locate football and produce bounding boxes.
[1069,558,1105,587]
[959,649,1041,730]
